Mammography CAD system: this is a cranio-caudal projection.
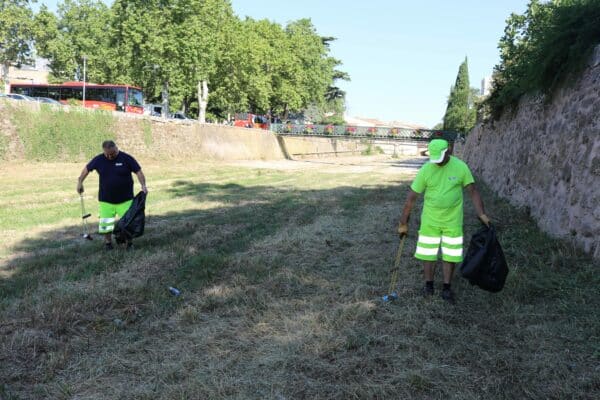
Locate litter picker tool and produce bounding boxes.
[382,234,406,302]
[80,194,93,240]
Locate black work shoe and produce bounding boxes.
[441,288,456,304]
[104,242,114,251]
[422,285,434,297]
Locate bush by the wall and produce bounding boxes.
[485,0,600,120]
[9,103,116,161]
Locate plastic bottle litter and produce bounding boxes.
[168,286,181,296]
[382,291,399,302]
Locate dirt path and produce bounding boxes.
[225,154,427,175]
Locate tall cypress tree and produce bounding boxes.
[443,57,476,134]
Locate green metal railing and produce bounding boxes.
[270,123,459,142]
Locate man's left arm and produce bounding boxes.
[466,183,489,226]
[135,170,148,193]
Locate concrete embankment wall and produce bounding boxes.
[0,102,285,161]
[278,135,422,158]
[114,119,426,160]
[114,115,285,161]
[0,102,423,162]
[370,139,425,156]
[463,47,600,259]
[278,136,365,158]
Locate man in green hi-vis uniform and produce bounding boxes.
[77,141,148,251]
[398,139,490,304]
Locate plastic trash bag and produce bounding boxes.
[460,224,508,292]
[113,191,146,243]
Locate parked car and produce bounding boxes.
[170,111,190,120]
[5,93,36,101]
[35,97,63,105]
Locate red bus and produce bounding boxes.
[9,81,144,114]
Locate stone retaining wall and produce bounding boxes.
[463,46,600,259]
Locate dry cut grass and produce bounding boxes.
[0,157,598,399]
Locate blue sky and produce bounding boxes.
[39,0,529,127]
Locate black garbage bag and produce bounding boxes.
[113,191,146,244]
[460,224,508,292]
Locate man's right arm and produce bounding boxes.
[400,189,419,224]
[77,166,90,194]
[398,189,419,236]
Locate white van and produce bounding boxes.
[144,103,163,117]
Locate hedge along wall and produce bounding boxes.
[0,102,116,161]
[463,46,600,259]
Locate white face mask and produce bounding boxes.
[430,148,447,163]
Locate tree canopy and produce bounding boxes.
[28,0,348,121]
[442,57,477,134]
[0,0,35,92]
[485,0,600,120]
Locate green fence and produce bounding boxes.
[270,123,459,142]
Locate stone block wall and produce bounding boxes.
[463,46,600,259]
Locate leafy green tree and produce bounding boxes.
[277,19,334,119]
[34,0,113,83]
[111,0,238,116]
[174,0,238,116]
[218,17,345,121]
[208,17,254,118]
[0,0,34,93]
[244,18,287,114]
[487,0,600,119]
[443,57,477,134]
[32,0,348,121]
[32,5,59,57]
[110,0,171,112]
[319,37,349,123]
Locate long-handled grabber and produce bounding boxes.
[382,235,406,302]
[80,194,93,240]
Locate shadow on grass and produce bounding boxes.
[2,180,597,319]
[0,181,405,301]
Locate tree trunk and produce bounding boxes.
[161,81,169,118]
[198,80,208,123]
[283,103,289,122]
[1,63,10,94]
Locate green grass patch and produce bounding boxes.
[8,103,115,161]
[178,252,228,289]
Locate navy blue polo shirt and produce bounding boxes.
[86,151,141,204]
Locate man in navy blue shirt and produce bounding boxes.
[77,140,147,250]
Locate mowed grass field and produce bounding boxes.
[0,157,598,399]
